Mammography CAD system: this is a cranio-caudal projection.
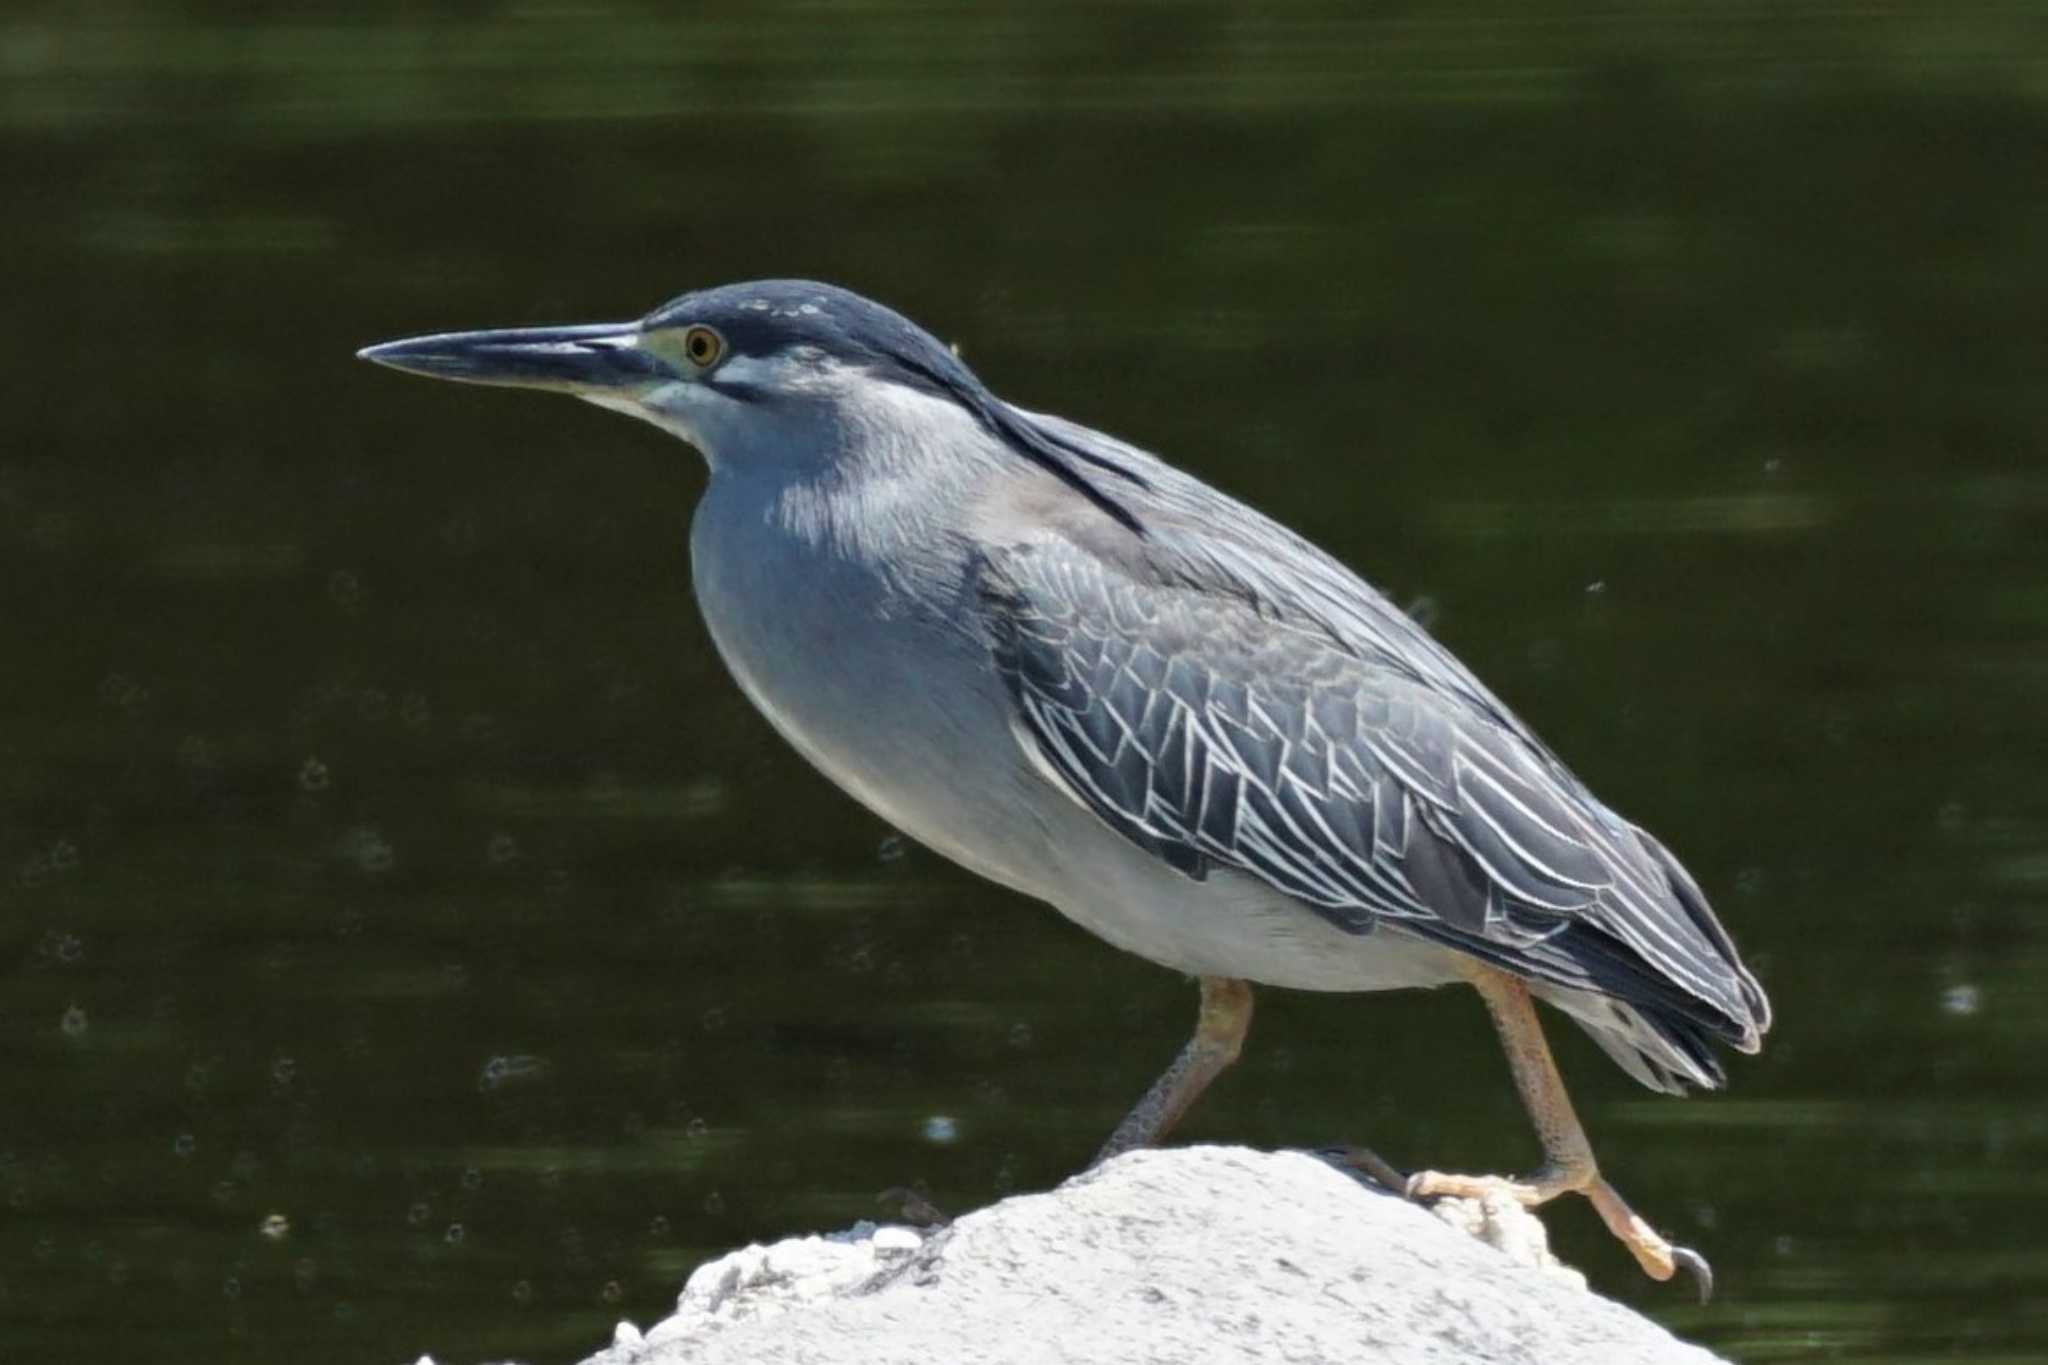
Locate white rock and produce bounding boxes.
[676,1246,749,1315]
[571,1146,1726,1365]
[1428,1186,1589,1293]
[870,1225,922,1255]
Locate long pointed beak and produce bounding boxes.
[356,322,673,393]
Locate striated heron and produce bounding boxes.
[360,280,1770,1295]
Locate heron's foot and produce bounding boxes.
[875,1185,950,1228]
[1405,1167,1712,1302]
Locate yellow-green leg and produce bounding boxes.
[1094,976,1253,1162]
[1405,964,1712,1298]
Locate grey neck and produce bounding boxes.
[711,376,1016,568]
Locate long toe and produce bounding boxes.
[1315,1144,1410,1194]
[1585,1176,1713,1301]
[1403,1170,1548,1207]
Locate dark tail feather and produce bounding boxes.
[1551,991,1730,1096]
[1412,912,1755,1095]
[1630,823,1772,1045]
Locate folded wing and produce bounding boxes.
[976,533,1767,1087]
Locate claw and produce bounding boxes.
[1670,1244,1714,1305]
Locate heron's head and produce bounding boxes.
[358,280,984,467]
[363,279,1148,529]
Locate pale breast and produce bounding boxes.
[687,480,1062,897]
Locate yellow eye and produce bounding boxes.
[681,326,724,369]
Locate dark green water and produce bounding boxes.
[5,4,2047,1362]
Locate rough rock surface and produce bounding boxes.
[569,1146,1725,1365]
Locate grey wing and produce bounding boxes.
[975,537,1766,1065]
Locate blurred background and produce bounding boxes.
[4,3,2046,1362]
